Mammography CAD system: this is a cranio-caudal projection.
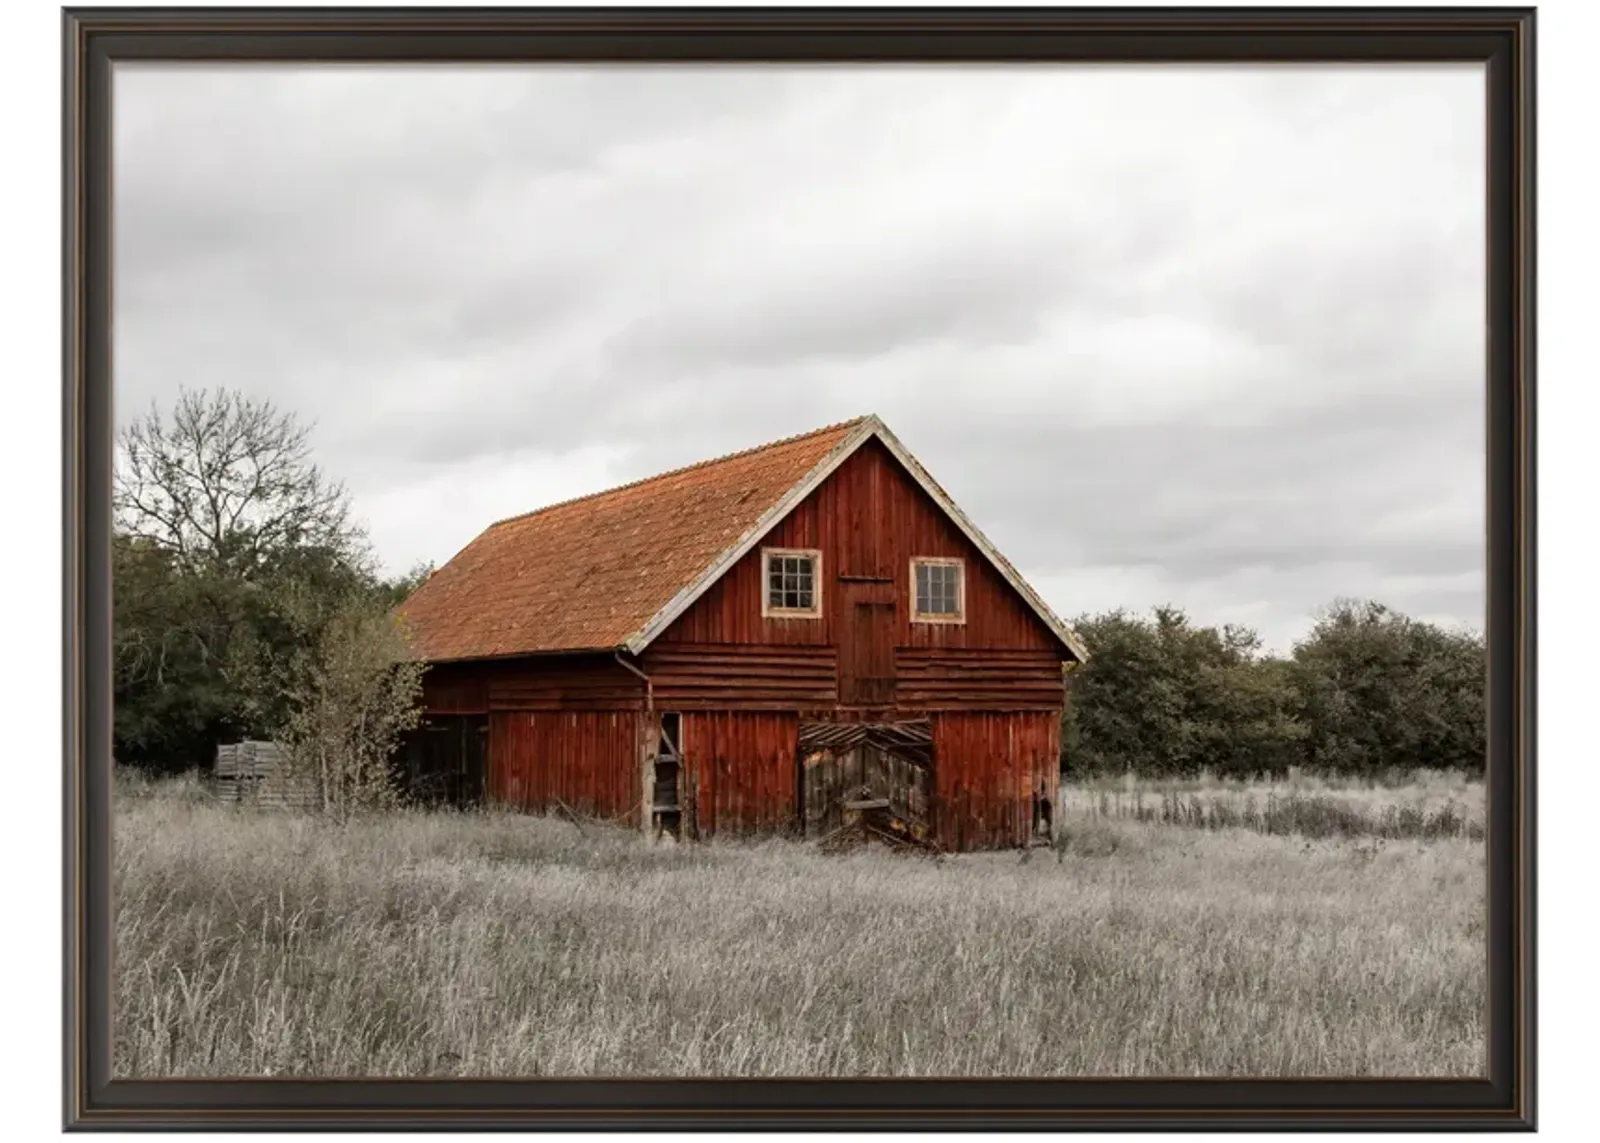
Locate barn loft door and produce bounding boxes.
[838,578,896,707]
[799,720,933,841]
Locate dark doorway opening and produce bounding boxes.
[396,714,487,808]
[1033,791,1053,839]
[651,712,684,839]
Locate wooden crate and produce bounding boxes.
[212,741,317,810]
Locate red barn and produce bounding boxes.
[396,415,1087,851]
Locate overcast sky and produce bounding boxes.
[113,64,1484,651]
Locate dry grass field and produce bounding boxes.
[113,770,1486,1079]
[1060,767,1485,841]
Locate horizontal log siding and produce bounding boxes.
[681,711,800,840]
[421,655,645,718]
[641,643,837,709]
[420,662,490,715]
[931,711,1059,851]
[488,710,641,824]
[487,655,645,712]
[659,439,1061,653]
[894,647,1065,711]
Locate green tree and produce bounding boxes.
[112,389,394,772]
[112,534,252,770]
[1290,599,1486,774]
[378,561,435,609]
[1062,599,1486,782]
[1062,606,1305,778]
[1061,609,1180,775]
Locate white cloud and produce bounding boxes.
[114,62,1486,645]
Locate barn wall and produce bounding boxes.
[488,710,642,822]
[486,654,645,711]
[446,679,1062,850]
[672,709,1060,849]
[657,439,1059,653]
[638,641,1061,717]
[420,661,491,715]
[930,711,1060,851]
[680,711,800,839]
[641,643,837,710]
[422,437,1071,849]
[894,647,1064,711]
[421,654,644,718]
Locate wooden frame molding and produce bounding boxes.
[759,546,824,620]
[910,556,967,624]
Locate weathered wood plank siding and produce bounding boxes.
[931,712,1060,851]
[485,654,645,712]
[680,711,800,839]
[894,648,1065,711]
[658,439,1058,654]
[421,655,644,718]
[420,662,491,715]
[417,435,1072,850]
[641,644,837,709]
[488,710,642,823]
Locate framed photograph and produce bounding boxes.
[64,6,1535,1131]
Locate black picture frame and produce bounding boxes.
[64,6,1535,1130]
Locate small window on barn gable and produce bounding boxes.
[912,557,965,623]
[761,548,823,618]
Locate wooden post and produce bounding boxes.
[639,711,656,838]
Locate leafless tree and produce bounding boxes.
[114,388,364,573]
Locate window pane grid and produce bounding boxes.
[766,553,817,613]
[915,561,962,617]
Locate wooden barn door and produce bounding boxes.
[799,721,933,841]
[838,578,896,707]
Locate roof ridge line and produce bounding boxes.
[485,414,876,530]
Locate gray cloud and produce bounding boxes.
[114,63,1485,651]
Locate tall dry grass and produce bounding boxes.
[1060,768,1485,841]
[114,776,1485,1078]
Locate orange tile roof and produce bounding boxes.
[398,418,868,661]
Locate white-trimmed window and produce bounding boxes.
[762,548,823,618]
[911,557,965,623]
